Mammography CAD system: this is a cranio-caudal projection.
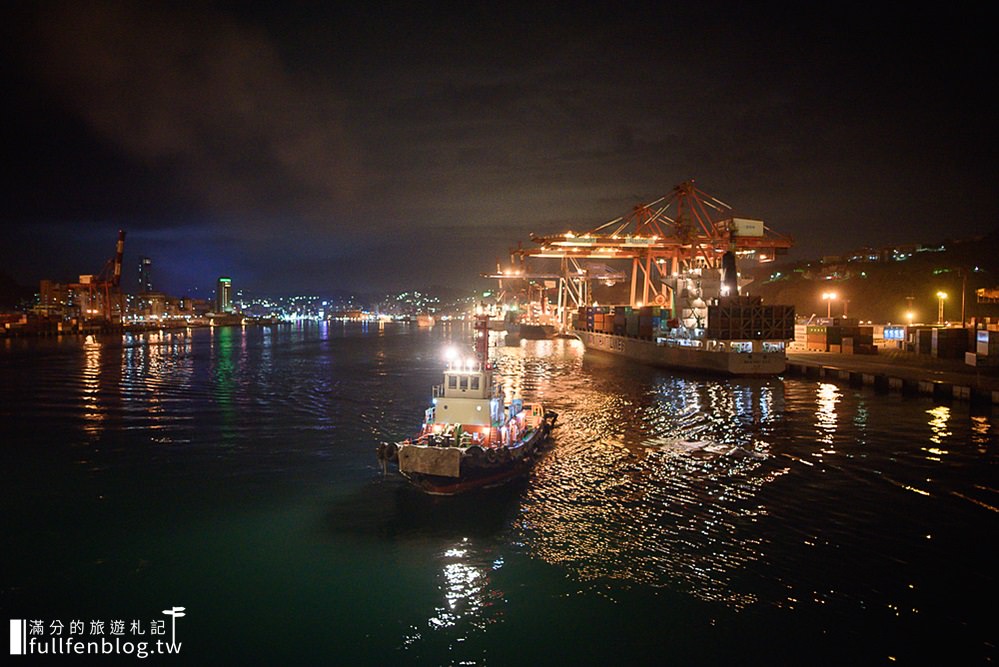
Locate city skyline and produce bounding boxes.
[2,2,996,297]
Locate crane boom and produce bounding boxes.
[505,180,794,330]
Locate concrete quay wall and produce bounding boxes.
[785,351,999,406]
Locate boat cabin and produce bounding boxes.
[430,358,503,427]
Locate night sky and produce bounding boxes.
[2,1,995,298]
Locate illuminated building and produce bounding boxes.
[216,276,232,313]
[139,257,153,293]
[36,280,69,317]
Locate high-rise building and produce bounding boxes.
[216,276,232,313]
[139,257,153,293]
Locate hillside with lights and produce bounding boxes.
[744,231,999,324]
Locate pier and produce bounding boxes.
[785,349,999,406]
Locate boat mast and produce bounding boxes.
[474,310,489,368]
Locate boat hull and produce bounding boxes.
[575,330,785,376]
[389,422,553,496]
[519,324,555,339]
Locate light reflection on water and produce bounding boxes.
[81,336,103,440]
[508,343,787,609]
[480,334,998,629]
[403,537,504,649]
[970,415,991,450]
[926,405,952,448]
[815,382,840,446]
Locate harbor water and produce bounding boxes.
[2,322,996,664]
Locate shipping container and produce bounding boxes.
[916,329,933,355]
[931,328,968,359]
[706,300,794,340]
[966,352,999,367]
[977,330,999,356]
[729,217,765,237]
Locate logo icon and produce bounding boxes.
[162,607,185,646]
[10,620,26,655]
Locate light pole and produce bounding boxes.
[936,291,947,324]
[822,291,837,319]
[958,268,967,326]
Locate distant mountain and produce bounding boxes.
[745,232,999,324]
[0,272,34,311]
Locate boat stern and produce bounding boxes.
[397,444,463,478]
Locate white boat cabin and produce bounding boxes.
[430,358,503,427]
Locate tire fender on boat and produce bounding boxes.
[385,441,398,461]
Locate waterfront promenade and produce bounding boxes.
[786,349,999,405]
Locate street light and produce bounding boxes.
[905,311,914,326]
[936,291,947,324]
[822,291,838,319]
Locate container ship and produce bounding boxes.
[572,253,794,376]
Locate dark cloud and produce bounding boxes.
[1,1,996,296]
[19,1,359,223]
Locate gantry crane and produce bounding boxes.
[483,243,628,330]
[67,230,126,323]
[510,180,793,330]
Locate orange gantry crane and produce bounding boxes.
[509,180,793,330]
[67,230,127,322]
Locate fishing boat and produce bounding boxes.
[376,315,557,495]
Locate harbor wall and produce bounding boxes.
[784,358,999,406]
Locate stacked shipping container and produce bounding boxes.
[706,296,795,341]
[930,327,968,359]
[576,298,793,342]
[575,305,670,340]
[801,318,877,354]
[966,329,999,367]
